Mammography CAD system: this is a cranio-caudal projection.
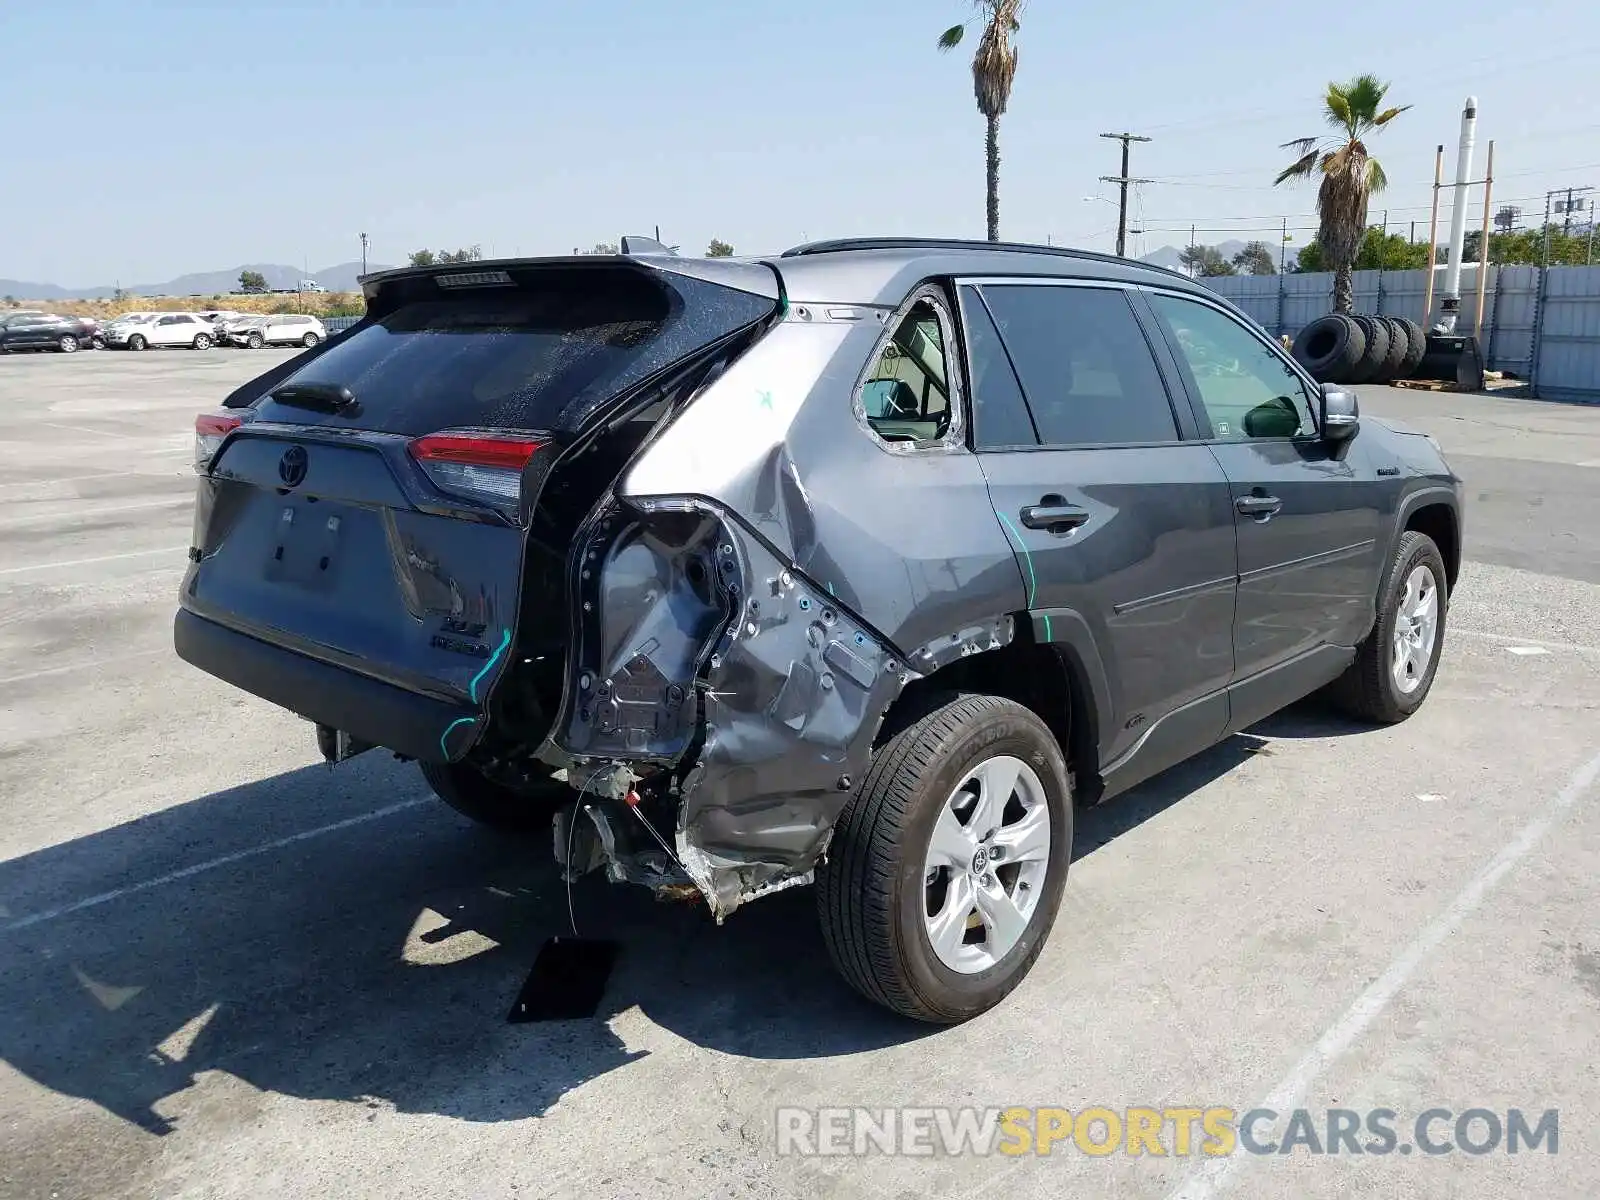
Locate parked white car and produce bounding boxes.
[227,313,327,349]
[110,311,218,351]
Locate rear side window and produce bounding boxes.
[980,284,1178,447]
[860,296,952,443]
[252,268,775,435]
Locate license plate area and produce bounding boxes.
[263,501,347,591]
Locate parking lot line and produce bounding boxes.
[0,496,190,529]
[1453,627,1600,657]
[0,545,187,576]
[1166,746,1600,1200]
[0,798,431,935]
[0,649,168,687]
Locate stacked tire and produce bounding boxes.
[1292,314,1426,385]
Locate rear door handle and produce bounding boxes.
[1234,494,1283,518]
[1019,498,1089,533]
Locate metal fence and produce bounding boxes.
[1200,264,1600,403]
[322,316,361,336]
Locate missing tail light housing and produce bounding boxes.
[408,430,544,518]
[194,412,242,472]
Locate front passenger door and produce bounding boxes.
[1143,291,1385,707]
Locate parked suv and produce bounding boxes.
[0,311,95,353]
[108,312,216,350]
[175,240,1463,1022]
[227,313,326,349]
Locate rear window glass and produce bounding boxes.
[250,268,776,435]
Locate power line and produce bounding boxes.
[1098,132,1152,257]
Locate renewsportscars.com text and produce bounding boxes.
[775,1106,1559,1158]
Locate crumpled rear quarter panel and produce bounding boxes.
[604,311,1027,913]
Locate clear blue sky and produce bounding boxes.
[2,0,1596,285]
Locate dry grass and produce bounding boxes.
[4,293,365,320]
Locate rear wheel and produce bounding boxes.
[193,333,213,350]
[816,693,1072,1023]
[420,761,568,832]
[302,332,320,348]
[57,334,80,353]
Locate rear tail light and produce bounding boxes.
[194,412,241,471]
[409,430,544,518]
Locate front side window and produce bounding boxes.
[1150,293,1317,440]
[980,284,1178,447]
[859,294,954,444]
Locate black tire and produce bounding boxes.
[419,761,568,832]
[1292,314,1366,383]
[1394,317,1427,377]
[1329,531,1449,723]
[302,332,320,347]
[816,693,1073,1024]
[193,333,213,350]
[127,333,147,351]
[1346,315,1388,384]
[57,334,80,353]
[1373,317,1408,382]
[247,331,264,349]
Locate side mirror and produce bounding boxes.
[1320,383,1359,443]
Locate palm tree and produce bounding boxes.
[1275,74,1408,313]
[939,2,1022,243]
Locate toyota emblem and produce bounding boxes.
[278,445,308,487]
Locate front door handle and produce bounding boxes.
[1019,497,1089,533]
[1234,494,1283,518]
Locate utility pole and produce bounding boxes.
[1280,216,1289,272]
[1098,132,1152,257]
[360,232,368,276]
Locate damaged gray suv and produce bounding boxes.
[176,237,1463,1022]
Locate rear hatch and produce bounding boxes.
[177,259,779,760]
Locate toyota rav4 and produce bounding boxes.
[175,237,1463,1022]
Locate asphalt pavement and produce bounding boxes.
[1,352,1597,1200]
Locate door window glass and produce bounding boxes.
[959,286,1037,449]
[1150,294,1317,440]
[980,285,1178,447]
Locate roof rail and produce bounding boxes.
[620,235,679,257]
[779,236,1188,280]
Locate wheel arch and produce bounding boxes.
[877,609,1108,804]
[1400,497,1460,591]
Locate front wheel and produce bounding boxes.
[127,334,147,351]
[1331,530,1449,722]
[246,331,264,349]
[57,334,80,353]
[420,761,568,832]
[817,693,1072,1023]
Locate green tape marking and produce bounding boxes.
[996,510,1051,642]
[469,628,512,703]
[439,717,476,758]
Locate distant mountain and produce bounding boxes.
[0,261,395,301]
[1141,240,1273,273]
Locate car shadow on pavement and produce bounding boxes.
[0,705,1357,1138]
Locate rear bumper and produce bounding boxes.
[174,607,477,763]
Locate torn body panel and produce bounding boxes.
[551,310,1029,918]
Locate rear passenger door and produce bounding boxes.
[960,280,1239,791]
[1142,290,1385,708]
